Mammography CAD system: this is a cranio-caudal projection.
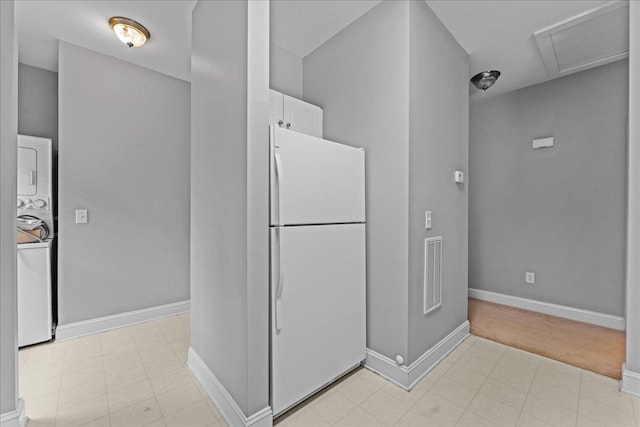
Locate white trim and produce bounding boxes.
[187,347,273,427]
[626,0,640,396]
[55,300,190,341]
[0,398,27,427]
[621,364,640,397]
[468,288,625,331]
[364,321,470,390]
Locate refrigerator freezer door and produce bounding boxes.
[270,126,365,226]
[271,224,366,416]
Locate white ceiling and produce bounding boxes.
[16,0,380,82]
[16,0,195,82]
[15,0,629,100]
[270,1,382,58]
[425,0,626,101]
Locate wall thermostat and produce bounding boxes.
[454,170,465,184]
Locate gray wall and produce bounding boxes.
[407,0,469,363]
[304,0,411,361]
[18,64,57,152]
[57,42,190,325]
[191,0,270,416]
[18,63,58,219]
[469,60,628,316]
[270,43,303,99]
[305,0,469,365]
[1,0,19,415]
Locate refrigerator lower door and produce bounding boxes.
[271,224,366,416]
[17,241,53,347]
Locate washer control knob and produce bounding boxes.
[17,199,24,208]
[33,199,46,208]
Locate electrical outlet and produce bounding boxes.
[525,272,535,284]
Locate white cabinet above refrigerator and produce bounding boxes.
[269,89,323,138]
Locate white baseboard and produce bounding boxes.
[364,321,470,390]
[468,288,625,331]
[621,364,640,397]
[55,300,190,341]
[0,398,27,427]
[187,347,273,427]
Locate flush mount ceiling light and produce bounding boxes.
[470,70,501,91]
[109,16,150,48]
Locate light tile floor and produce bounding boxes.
[276,336,640,427]
[19,314,640,427]
[20,313,225,427]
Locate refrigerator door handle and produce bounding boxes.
[274,150,284,226]
[274,228,284,332]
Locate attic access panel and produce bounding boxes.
[534,1,629,78]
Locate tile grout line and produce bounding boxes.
[513,349,542,427]
[145,316,214,426]
[362,336,476,426]
[325,381,371,425]
[159,316,220,424]
[361,341,464,426]
[574,369,582,427]
[133,322,171,426]
[361,386,410,426]
[398,337,476,426]
[107,323,159,424]
[452,340,509,426]
[53,340,68,427]
[99,334,113,427]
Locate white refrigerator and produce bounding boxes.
[269,126,366,416]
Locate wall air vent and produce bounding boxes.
[534,1,629,79]
[424,236,443,315]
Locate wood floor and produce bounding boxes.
[468,298,625,379]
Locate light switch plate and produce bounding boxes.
[425,211,432,230]
[454,170,465,183]
[75,209,88,224]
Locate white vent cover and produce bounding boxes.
[534,1,629,79]
[424,237,443,315]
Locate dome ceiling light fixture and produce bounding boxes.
[470,70,501,91]
[109,16,150,48]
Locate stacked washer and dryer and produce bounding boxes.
[17,134,55,347]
